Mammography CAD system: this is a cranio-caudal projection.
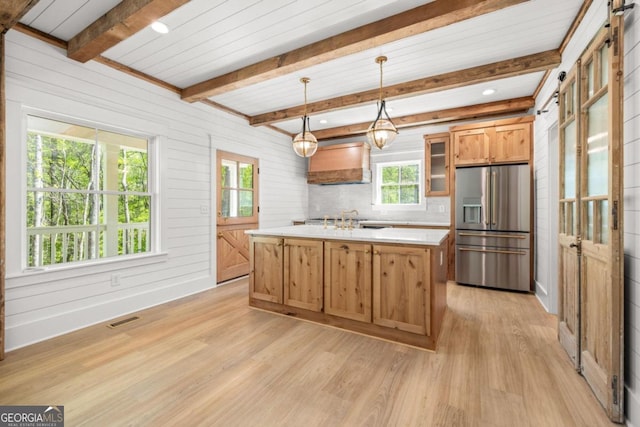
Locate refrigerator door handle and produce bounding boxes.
[458,232,527,239]
[459,247,528,256]
[491,170,497,226]
[484,170,490,226]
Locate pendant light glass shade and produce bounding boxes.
[367,56,398,150]
[293,116,318,157]
[367,101,398,149]
[292,77,318,157]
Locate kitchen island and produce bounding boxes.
[246,225,449,350]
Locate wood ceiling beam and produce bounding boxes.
[67,0,189,63]
[1,0,39,34]
[310,96,534,140]
[181,0,529,102]
[251,49,560,127]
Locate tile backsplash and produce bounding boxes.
[307,183,450,223]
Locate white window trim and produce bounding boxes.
[6,102,168,280]
[372,159,426,211]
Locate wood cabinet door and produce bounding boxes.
[492,123,531,163]
[249,236,283,303]
[372,245,431,335]
[324,241,372,322]
[424,133,450,196]
[284,238,323,312]
[453,128,490,166]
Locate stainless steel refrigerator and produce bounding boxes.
[455,164,531,291]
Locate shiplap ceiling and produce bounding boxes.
[14,0,586,139]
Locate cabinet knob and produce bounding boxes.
[373,250,380,255]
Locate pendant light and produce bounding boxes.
[292,77,318,157]
[366,56,398,150]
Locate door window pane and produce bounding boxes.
[600,45,608,88]
[239,163,253,189]
[586,201,594,241]
[586,95,608,196]
[239,190,253,217]
[586,60,595,98]
[563,121,577,199]
[601,200,609,244]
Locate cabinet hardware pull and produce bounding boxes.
[217,232,224,238]
[458,232,526,239]
[459,247,526,255]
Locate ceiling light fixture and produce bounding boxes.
[292,77,318,157]
[482,88,496,96]
[366,56,398,150]
[151,21,169,34]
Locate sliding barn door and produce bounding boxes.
[558,64,580,369]
[558,18,624,422]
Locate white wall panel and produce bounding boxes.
[624,3,640,423]
[3,30,307,351]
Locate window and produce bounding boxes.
[373,160,423,209]
[26,115,154,267]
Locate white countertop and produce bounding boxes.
[246,225,449,246]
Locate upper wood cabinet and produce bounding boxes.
[451,116,533,166]
[424,133,450,196]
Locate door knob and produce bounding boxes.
[569,242,579,248]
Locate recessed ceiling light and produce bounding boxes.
[482,88,496,96]
[151,21,169,34]
[319,119,328,124]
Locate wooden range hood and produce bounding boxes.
[307,142,371,184]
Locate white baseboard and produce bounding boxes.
[5,275,217,352]
[535,280,550,312]
[627,386,640,427]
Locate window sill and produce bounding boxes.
[6,252,169,289]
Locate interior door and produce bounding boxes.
[558,64,580,369]
[558,20,624,422]
[216,151,259,283]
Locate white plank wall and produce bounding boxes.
[2,30,307,351]
[623,4,640,426]
[533,107,558,314]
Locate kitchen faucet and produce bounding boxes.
[340,209,359,230]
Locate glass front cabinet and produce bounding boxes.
[424,133,450,196]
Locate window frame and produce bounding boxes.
[11,107,167,275]
[372,159,426,211]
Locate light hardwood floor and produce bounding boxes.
[0,279,618,426]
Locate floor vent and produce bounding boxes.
[107,316,140,329]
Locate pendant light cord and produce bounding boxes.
[378,59,383,103]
